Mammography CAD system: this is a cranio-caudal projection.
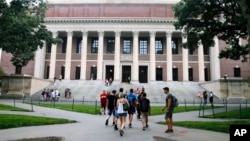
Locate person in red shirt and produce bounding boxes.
[99,90,108,115]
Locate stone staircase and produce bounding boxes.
[30,80,211,104]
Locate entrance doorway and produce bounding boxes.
[139,66,148,83]
[105,65,114,80]
[122,66,131,83]
[156,68,163,81]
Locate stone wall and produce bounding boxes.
[200,78,250,100]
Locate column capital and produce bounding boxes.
[66,30,73,36]
[81,30,88,36]
[132,31,139,36]
[166,31,173,36]
[52,31,58,38]
[115,30,121,37]
[149,31,156,37]
[98,31,104,36]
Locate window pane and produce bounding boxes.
[155,38,163,54]
[123,39,131,54]
[107,38,115,54]
[76,38,82,54]
[91,38,98,53]
[139,38,148,54]
[172,38,178,54]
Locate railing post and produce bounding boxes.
[72,99,75,111]
[31,97,34,112]
[95,100,97,114]
[14,97,16,108]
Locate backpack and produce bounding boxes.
[140,98,149,112]
[172,95,179,107]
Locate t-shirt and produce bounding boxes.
[139,98,150,112]
[107,94,116,109]
[126,93,136,107]
[166,94,174,109]
[100,93,107,105]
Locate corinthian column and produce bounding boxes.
[80,31,88,80]
[49,31,58,80]
[97,31,104,81]
[150,31,156,81]
[64,31,73,80]
[114,31,121,82]
[132,31,139,82]
[198,42,205,82]
[166,32,173,81]
[210,36,221,80]
[182,35,189,81]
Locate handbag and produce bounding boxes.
[123,103,129,111]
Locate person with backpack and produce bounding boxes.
[117,93,130,136]
[126,88,137,128]
[139,92,150,131]
[105,90,117,126]
[162,87,175,133]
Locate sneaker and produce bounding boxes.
[129,124,132,128]
[165,129,174,133]
[114,125,118,131]
[142,127,146,131]
[146,124,149,128]
[119,130,124,136]
[112,122,115,126]
[105,119,108,126]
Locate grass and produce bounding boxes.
[0,104,31,112]
[204,108,250,119]
[158,120,250,133]
[150,105,221,116]
[32,103,100,115]
[0,114,76,129]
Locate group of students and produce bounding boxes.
[99,87,151,136]
[41,88,60,102]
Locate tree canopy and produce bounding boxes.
[173,0,250,62]
[0,0,60,74]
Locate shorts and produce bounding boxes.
[165,108,174,119]
[118,113,127,117]
[108,108,115,116]
[141,112,149,119]
[128,106,136,114]
[114,109,119,118]
[101,104,106,109]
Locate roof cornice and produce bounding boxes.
[45,18,176,24]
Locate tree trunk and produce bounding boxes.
[15,65,22,74]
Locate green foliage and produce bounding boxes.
[0,67,6,76]
[173,0,250,62]
[0,114,76,129]
[158,120,250,133]
[0,0,61,74]
[0,104,31,111]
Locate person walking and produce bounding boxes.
[99,90,108,115]
[139,92,150,131]
[105,90,117,126]
[162,87,175,133]
[126,88,137,128]
[116,94,130,136]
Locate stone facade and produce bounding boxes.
[0,0,250,83]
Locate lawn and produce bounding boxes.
[0,114,76,129]
[204,108,250,119]
[150,105,221,116]
[0,104,31,112]
[31,102,220,116]
[158,120,250,133]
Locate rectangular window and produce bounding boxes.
[234,67,241,77]
[123,38,131,54]
[46,42,51,53]
[203,46,209,55]
[61,66,65,79]
[91,67,97,80]
[173,68,178,81]
[75,66,81,79]
[46,66,50,79]
[76,37,82,54]
[62,37,67,53]
[139,38,148,54]
[156,68,163,81]
[107,37,115,54]
[189,47,194,55]
[172,38,178,54]
[188,68,193,81]
[155,38,163,54]
[91,38,98,53]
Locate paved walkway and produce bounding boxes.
[0,100,232,141]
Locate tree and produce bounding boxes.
[173,0,250,62]
[0,0,60,74]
